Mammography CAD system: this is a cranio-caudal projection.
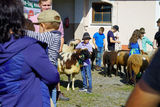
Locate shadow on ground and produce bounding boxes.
[60,79,83,89]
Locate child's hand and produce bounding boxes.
[115,36,119,39]
[117,41,121,44]
[59,48,62,53]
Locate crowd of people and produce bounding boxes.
[0,0,160,107]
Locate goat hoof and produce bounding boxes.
[108,75,112,78]
[72,88,75,90]
[67,88,69,91]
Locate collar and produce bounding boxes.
[82,42,89,46]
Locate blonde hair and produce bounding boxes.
[43,22,60,30]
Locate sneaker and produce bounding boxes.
[79,88,87,92]
[58,92,70,101]
[95,66,101,71]
[86,89,92,94]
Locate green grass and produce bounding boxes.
[117,85,134,91]
[57,70,133,107]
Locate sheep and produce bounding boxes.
[116,50,129,77]
[103,51,118,77]
[58,48,90,91]
[126,54,150,85]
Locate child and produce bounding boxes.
[76,32,93,94]
[107,25,121,51]
[139,28,153,52]
[128,29,141,56]
[26,10,61,107]
[93,27,105,71]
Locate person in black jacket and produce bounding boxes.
[153,18,160,48]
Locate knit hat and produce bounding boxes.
[36,10,61,23]
[82,32,91,40]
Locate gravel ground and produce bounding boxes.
[57,67,134,107]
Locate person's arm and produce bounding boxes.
[59,37,64,52]
[126,80,160,107]
[93,38,98,49]
[26,30,61,45]
[110,37,120,44]
[24,43,60,85]
[138,39,143,50]
[103,38,106,50]
[58,21,64,52]
[26,30,49,43]
[153,39,157,49]
[75,43,82,49]
[145,37,153,46]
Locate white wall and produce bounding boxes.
[117,1,157,46]
[79,0,158,51]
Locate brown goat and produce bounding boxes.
[103,51,118,77]
[126,54,150,85]
[116,50,129,76]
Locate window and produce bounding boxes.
[92,2,112,24]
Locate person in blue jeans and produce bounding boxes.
[76,32,93,93]
[93,27,106,71]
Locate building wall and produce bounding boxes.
[78,0,159,50]
[117,1,157,47]
[51,0,159,51]
[52,0,75,43]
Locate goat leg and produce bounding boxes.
[67,74,71,91]
[108,64,112,77]
[116,64,119,76]
[133,73,136,86]
[126,69,130,84]
[116,64,120,76]
[72,74,75,90]
[91,61,94,70]
[124,66,127,78]
[104,64,107,77]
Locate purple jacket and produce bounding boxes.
[0,36,60,107]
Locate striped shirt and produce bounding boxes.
[26,30,61,65]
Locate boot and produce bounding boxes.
[57,91,70,101]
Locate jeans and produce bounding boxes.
[51,87,57,107]
[81,64,92,89]
[96,47,103,67]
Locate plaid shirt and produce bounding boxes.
[26,30,61,65]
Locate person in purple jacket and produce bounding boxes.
[76,32,93,94]
[0,0,59,107]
